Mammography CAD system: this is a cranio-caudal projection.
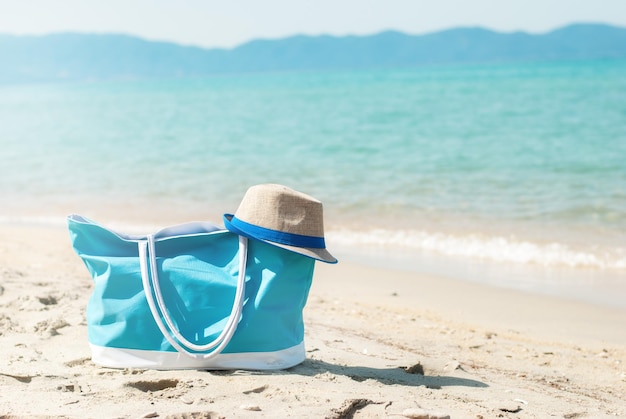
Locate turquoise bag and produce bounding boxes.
[67,214,315,370]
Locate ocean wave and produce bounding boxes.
[326,228,626,271]
[3,215,624,271]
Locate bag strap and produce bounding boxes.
[138,234,248,360]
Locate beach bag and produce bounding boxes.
[67,214,316,370]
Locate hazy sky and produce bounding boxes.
[1,0,626,49]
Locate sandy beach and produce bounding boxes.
[1,222,625,418]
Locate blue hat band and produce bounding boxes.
[227,216,326,249]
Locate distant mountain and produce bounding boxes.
[1,23,626,83]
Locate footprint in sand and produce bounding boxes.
[37,295,58,306]
[126,378,180,392]
[0,372,36,383]
[1,268,25,280]
[64,357,93,368]
[0,314,17,335]
[34,318,70,337]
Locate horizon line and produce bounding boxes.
[1,21,623,51]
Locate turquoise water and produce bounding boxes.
[1,59,625,274]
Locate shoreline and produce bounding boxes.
[2,186,625,278]
[335,245,626,310]
[2,212,626,310]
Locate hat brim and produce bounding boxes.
[223,214,337,264]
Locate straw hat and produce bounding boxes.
[223,184,337,264]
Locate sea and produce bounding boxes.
[1,59,625,307]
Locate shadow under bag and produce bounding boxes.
[67,214,316,370]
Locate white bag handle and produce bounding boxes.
[139,234,248,360]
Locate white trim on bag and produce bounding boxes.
[89,342,306,370]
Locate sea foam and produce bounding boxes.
[327,228,626,271]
